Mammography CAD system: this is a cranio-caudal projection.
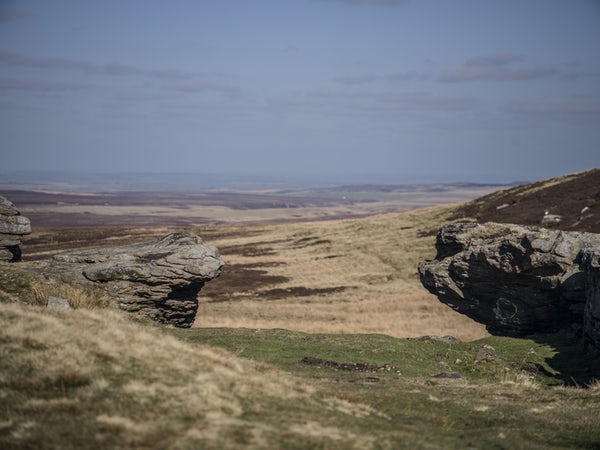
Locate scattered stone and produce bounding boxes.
[0,195,31,262]
[496,203,510,210]
[301,356,399,373]
[542,212,562,226]
[432,372,464,379]
[450,168,600,234]
[34,233,223,327]
[416,335,460,342]
[47,296,71,309]
[418,222,600,338]
[475,344,497,363]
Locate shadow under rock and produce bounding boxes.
[528,330,600,387]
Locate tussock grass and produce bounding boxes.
[0,301,388,449]
[3,301,600,449]
[0,262,112,309]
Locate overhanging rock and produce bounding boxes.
[583,250,600,348]
[37,232,223,327]
[418,222,600,340]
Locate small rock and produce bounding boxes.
[47,296,71,309]
[475,344,497,363]
[541,212,562,226]
[417,335,459,342]
[432,372,464,379]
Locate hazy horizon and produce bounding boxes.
[1,1,599,182]
[0,168,534,191]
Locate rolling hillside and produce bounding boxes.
[451,168,600,233]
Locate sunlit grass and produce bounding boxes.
[193,205,489,340]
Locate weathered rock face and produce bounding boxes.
[37,233,223,327]
[583,250,600,348]
[418,222,600,337]
[0,195,31,262]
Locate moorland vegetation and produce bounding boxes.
[2,169,600,449]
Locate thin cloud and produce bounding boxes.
[370,91,481,112]
[0,77,91,92]
[0,49,192,80]
[0,49,93,71]
[465,52,524,67]
[316,0,410,6]
[504,99,600,116]
[163,80,242,96]
[271,88,480,115]
[333,75,379,85]
[334,71,427,85]
[440,53,557,82]
[386,71,428,81]
[0,9,35,21]
[440,66,557,82]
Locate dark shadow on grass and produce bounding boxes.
[525,330,600,387]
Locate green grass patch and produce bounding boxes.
[168,327,600,449]
[170,328,572,386]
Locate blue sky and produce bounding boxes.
[1,0,599,183]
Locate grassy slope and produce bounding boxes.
[2,300,600,450]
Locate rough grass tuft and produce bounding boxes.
[0,262,113,309]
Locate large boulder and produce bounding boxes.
[418,222,600,337]
[583,250,600,348]
[0,195,31,262]
[36,232,223,327]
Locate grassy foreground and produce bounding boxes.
[2,296,600,449]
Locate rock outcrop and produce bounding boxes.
[583,250,600,348]
[418,222,600,340]
[36,232,223,327]
[0,195,31,262]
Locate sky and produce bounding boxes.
[1,0,599,184]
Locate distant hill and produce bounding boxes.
[451,168,600,233]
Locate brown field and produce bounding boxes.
[14,184,493,341]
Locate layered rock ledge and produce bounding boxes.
[36,232,223,327]
[418,222,600,344]
[0,195,31,262]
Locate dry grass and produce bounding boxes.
[0,262,113,309]
[194,205,489,341]
[0,301,384,449]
